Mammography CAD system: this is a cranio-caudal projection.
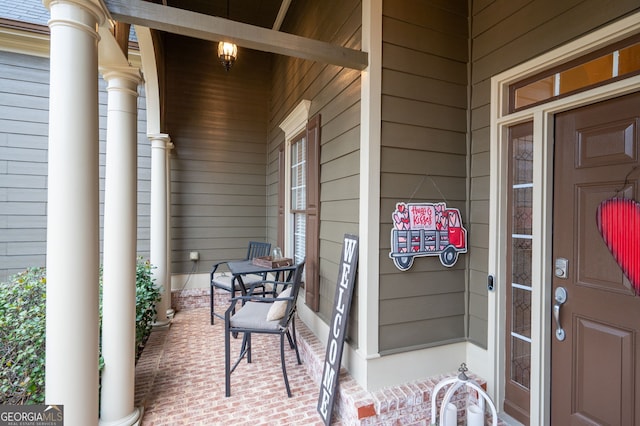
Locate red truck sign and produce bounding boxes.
[390,202,467,270]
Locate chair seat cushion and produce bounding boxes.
[229,302,282,331]
[212,273,265,291]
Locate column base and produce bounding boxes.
[99,406,143,426]
[152,318,172,329]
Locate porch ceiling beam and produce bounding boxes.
[272,0,292,31]
[103,0,368,70]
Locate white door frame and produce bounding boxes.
[488,14,640,425]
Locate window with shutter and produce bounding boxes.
[278,102,320,311]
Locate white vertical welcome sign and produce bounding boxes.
[317,234,359,425]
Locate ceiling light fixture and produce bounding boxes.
[218,0,237,71]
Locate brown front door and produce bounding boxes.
[552,92,640,424]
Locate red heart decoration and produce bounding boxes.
[596,198,640,294]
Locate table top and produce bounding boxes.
[227,260,298,295]
[227,259,297,276]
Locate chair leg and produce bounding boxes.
[291,318,302,365]
[236,332,249,364]
[285,330,295,349]
[210,284,215,325]
[246,333,252,363]
[224,320,231,396]
[231,287,238,339]
[230,330,250,375]
[280,334,292,397]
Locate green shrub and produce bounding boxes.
[0,267,46,404]
[134,257,161,356]
[0,258,161,405]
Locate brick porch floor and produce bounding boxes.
[134,307,335,426]
[134,302,504,425]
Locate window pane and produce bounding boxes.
[291,136,306,210]
[510,337,531,389]
[293,213,306,264]
[512,238,532,287]
[512,135,533,185]
[559,54,613,94]
[511,286,532,338]
[619,42,640,75]
[514,76,555,110]
[512,129,533,235]
[512,188,532,235]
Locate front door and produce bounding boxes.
[551,92,640,424]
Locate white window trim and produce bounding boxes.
[487,14,640,425]
[279,100,311,258]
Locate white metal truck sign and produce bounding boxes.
[389,202,467,270]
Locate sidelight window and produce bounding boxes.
[504,121,533,424]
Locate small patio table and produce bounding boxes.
[226,260,297,297]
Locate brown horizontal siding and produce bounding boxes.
[382,16,467,62]
[472,0,640,82]
[380,269,466,299]
[379,0,469,352]
[383,70,467,109]
[171,224,266,240]
[320,108,360,158]
[381,147,467,176]
[321,175,360,202]
[383,43,467,83]
[381,293,465,325]
[165,34,271,274]
[321,151,360,182]
[382,122,466,154]
[380,316,466,352]
[384,0,468,35]
[381,175,466,201]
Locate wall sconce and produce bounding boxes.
[218,0,237,71]
[218,41,237,71]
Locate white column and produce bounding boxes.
[99,69,143,426]
[44,0,104,423]
[358,0,382,367]
[149,134,171,327]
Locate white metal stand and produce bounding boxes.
[430,363,498,426]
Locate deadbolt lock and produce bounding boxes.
[555,258,569,279]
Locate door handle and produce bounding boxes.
[554,287,567,341]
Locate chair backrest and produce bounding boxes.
[245,241,271,260]
[280,261,305,326]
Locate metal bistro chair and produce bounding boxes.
[209,241,271,324]
[224,261,305,397]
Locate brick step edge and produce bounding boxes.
[294,319,493,426]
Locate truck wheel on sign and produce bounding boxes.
[394,256,413,271]
[440,246,458,267]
